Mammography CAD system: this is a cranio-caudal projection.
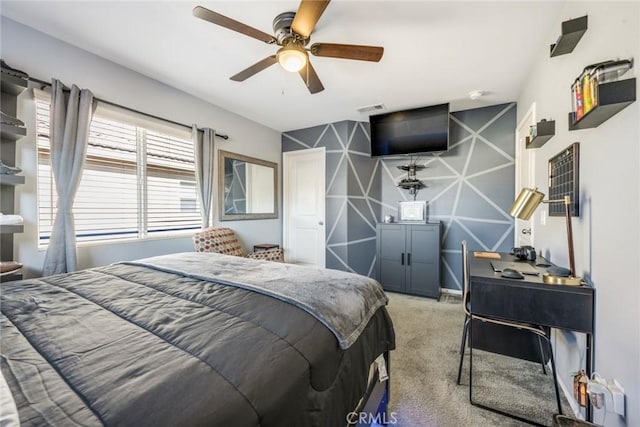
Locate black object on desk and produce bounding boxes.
[500,268,524,279]
[469,253,595,422]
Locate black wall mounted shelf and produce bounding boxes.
[550,15,588,57]
[526,120,555,149]
[569,78,636,130]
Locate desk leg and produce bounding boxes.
[469,315,473,403]
[586,333,593,422]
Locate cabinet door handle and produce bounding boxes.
[407,253,411,266]
[401,253,405,265]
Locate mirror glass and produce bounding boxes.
[218,150,278,220]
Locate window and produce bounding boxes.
[36,96,201,246]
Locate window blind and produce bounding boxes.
[36,96,201,246]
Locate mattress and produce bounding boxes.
[0,253,395,427]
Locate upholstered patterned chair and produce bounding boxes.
[193,227,284,262]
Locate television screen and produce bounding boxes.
[369,103,450,157]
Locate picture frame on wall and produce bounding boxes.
[398,201,427,222]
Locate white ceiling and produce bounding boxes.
[1,1,566,132]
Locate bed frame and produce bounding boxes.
[350,351,392,427]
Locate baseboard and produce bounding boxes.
[440,288,462,297]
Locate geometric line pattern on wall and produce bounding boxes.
[283,102,517,290]
[283,121,381,277]
[378,103,516,290]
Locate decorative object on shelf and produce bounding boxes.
[398,200,426,223]
[509,187,582,286]
[550,15,588,57]
[0,214,24,225]
[548,143,580,217]
[0,261,22,275]
[569,59,635,130]
[396,159,425,199]
[0,111,25,128]
[0,161,22,175]
[526,119,555,149]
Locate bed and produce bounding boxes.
[0,252,395,427]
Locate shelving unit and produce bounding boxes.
[569,78,636,130]
[0,224,24,234]
[1,65,28,282]
[397,164,425,198]
[1,123,27,141]
[550,15,588,58]
[526,119,555,149]
[0,73,28,96]
[0,175,25,186]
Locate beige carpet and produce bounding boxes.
[385,292,572,427]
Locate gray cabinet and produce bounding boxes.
[376,222,441,298]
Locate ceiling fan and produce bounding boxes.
[193,0,384,94]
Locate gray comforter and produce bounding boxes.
[123,252,389,349]
[0,253,395,427]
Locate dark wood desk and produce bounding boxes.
[469,253,595,421]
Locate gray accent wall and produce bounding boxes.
[282,103,517,291]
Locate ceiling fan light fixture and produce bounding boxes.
[277,45,307,72]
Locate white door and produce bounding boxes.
[283,147,326,267]
[514,103,536,247]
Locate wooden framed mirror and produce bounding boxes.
[218,150,278,221]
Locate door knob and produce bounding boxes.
[318,221,324,226]
[521,228,532,235]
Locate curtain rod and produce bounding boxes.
[30,77,229,140]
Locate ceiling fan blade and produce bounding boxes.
[298,61,324,94]
[230,56,278,82]
[193,6,276,44]
[310,43,384,62]
[291,0,331,39]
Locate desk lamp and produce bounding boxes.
[509,187,582,285]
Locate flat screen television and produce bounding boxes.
[369,103,450,157]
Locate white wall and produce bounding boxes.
[517,3,639,426]
[1,17,282,277]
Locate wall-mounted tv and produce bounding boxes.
[369,103,450,157]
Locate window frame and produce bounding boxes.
[35,90,202,248]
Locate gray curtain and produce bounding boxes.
[193,126,216,228]
[42,79,94,276]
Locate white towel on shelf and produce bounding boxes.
[0,214,24,225]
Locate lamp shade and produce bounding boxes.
[509,187,545,220]
[277,46,307,72]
